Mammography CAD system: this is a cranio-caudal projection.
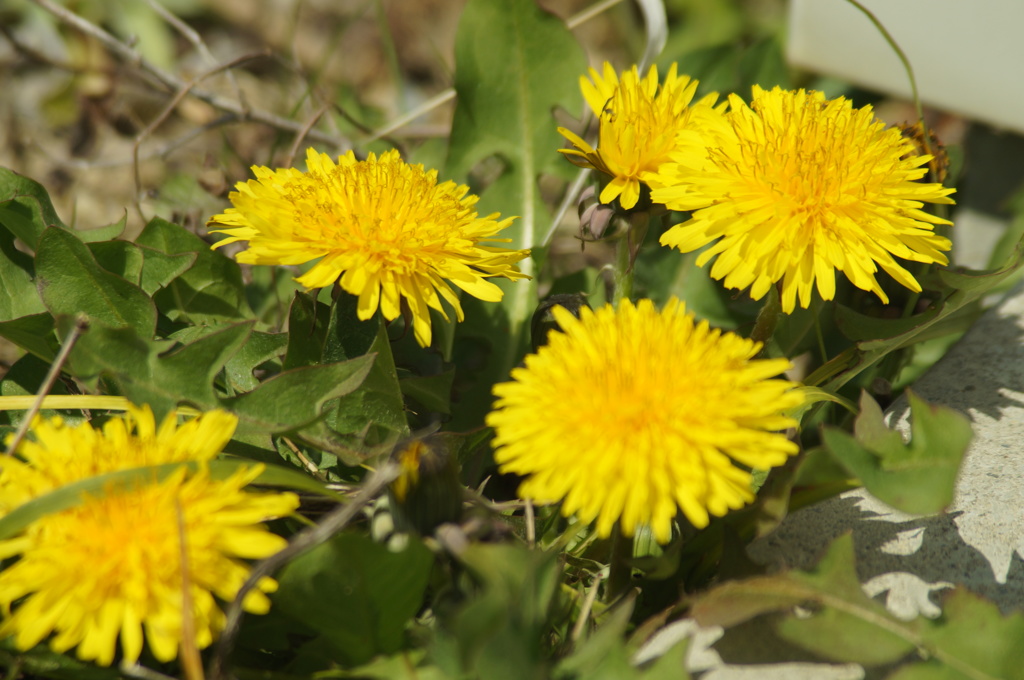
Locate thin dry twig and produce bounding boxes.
[119,664,179,680]
[131,53,266,221]
[284,103,331,167]
[525,498,536,548]
[282,437,329,482]
[4,316,89,456]
[143,0,246,108]
[208,462,400,680]
[570,571,604,643]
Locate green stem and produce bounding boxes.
[612,229,634,306]
[611,212,649,306]
[844,0,930,158]
[606,524,633,602]
[750,285,782,352]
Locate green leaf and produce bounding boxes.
[555,601,640,680]
[323,293,379,363]
[88,240,144,284]
[640,638,691,680]
[810,252,1024,392]
[691,534,916,666]
[224,330,287,393]
[68,321,252,422]
[821,391,972,515]
[438,544,563,680]
[445,0,587,423]
[76,213,127,242]
[0,222,46,321]
[222,354,375,435]
[692,533,1024,676]
[36,227,157,335]
[136,216,254,323]
[0,167,68,249]
[283,291,330,370]
[400,369,455,414]
[890,590,1024,680]
[231,456,343,500]
[0,313,57,362]
[332,319,409,445]
[0,642,124,680]
[274,533,433,666]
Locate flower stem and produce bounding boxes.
[750,285,782,352]
[606,524,633,602]
[611,212,648,306]
[612,230,634,306]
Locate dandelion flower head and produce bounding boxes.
[487,298,802,542]
[558,62,724,210]
[652,86,956,312]
[209,148,531,346]
[0,407,299,666]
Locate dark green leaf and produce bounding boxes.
[0,222,45,321]
[555,600,639,680]
[809,250,1024,392]
[0,642,123,680]
[439,544,563,680]
[400,369,455,414]
[0,313,57,361]
[821,391,971,515]
[891,589,1024,680]
[68,321,252,422]
[274,533,433,666]
[640,638,690,680]
[692,534,916,666]
[138,243,197,296]
[323,292,378,362]
[223,354,375,434]
[835,304,941,343]
[76,213,127,242]
[0,167,68,249]
[136,216,253,323]
[445,0,587,423]
[283,291,330,370]
[333,321,408,445]
[224,330,287,393]
[36,227,156,335]
[88,240,144,284]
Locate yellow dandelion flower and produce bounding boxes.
[486,298,802,543]
[558,62,724,210]
[0,408,299,666]
[651,86,956,313]
[209,148,531,347]
[0,406,237,510]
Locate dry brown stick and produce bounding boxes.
[208,461,400,680]
[284,103,331,168]
[28,0,342,146]
[175,499,205,680]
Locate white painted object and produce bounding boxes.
[787,0,1024,135]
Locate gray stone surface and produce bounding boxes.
[677,282,1024,677]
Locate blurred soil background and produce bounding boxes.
[0,0,790,237]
